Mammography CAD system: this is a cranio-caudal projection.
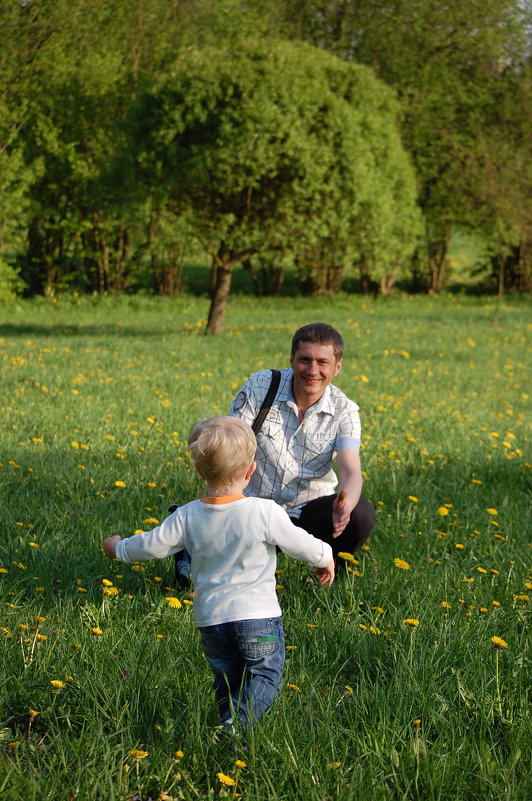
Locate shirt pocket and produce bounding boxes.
[300,433,335,475]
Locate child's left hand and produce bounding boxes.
[103,535,121,559]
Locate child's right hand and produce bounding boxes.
[313,558,335,587]
[103,536,121,559]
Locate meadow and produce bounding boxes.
[0,290,530,800]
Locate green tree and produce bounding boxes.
[126,40,419,331]
[279,0,530,292]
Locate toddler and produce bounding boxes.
[103,416,334,730]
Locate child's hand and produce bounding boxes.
[103,536,121,559]
[313,558,335,587]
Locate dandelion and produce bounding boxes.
[404,618,419,627]
[115,480,126,488]
[492,636,508,715]
[437,506,449,516]
[29,709,38,719]
[288,683,301,692]
[337,551,356,563]
[235,759,246,769]
[394,558,410,570]
[455,543,464,550]
[128,749,149,760]
[175,750,184,759]
[409,496,419,502]
[165,597,182,609]
[29,541,38,548]
[487,508,498,515]
[217,772,236,786]
[441,602,451,609]
[50,680,65,690]
[102,579,113,587]
[143,517,159,525]
[477,567,487,574]
[91,627,103,635]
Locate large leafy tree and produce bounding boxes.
[126,40,420,331]
[279,0,531,291]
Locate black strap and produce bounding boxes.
[252,369,281,434]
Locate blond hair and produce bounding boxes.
[188,416,256,491]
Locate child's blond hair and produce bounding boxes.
[188,416,256,492]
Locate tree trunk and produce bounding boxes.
[491,255,506,328]
[206,264,233,334]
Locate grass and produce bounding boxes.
[0,290,530,800]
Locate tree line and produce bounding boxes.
[1,0,531,330]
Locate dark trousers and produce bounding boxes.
[291,495,376,558]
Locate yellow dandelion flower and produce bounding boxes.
[409,496,419,502]
[217,772,236,786]
[394,558,410,570]
[183,599,193,605]
[50,680,65,690]
[235,759,247,769]
[36,633,47,642]
[36,616,45,624]
[414,718,421,727]
[463,577,475,583]
[437,506,449,516]
[165,596,182,609]
[337,551,355,563]
[102,579,113,587]
[29,541,38,548]
[288,683,301,692]
[2,627,12,637]
[491,636,508,649]
[327,762,341,769]
[91,627,103,636]
[441,602,451,609]
[175,750,184,759]
[286,645,297,650]
[477,567,487,574]
[455,543,464,550]
[143,517,159,525]
[0,567,8,574]
[115,480,126,488]
[487,508,498,515]
[104,587,119,596]
[359,623,367,630]
[404,618,420,627]
[29,709,38,718]
[128,749,149,760]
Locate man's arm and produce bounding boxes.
[332,449,363,537]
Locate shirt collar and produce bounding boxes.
[281,369,335,417]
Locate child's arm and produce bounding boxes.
[103,535,121,559]
[313,557,335,587]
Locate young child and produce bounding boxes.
[103,416,334,731]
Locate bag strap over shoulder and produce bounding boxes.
[251,369,281,434]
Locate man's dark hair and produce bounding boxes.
[291,322,344,361]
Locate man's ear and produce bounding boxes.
[334,358,343,377]
[245,461,256,480]
[194,462,205,479]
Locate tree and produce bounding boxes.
[126,40,420,331]
[279,0,531,291]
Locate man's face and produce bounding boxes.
[290,341,342,405]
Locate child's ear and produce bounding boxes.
[194,462,205,479]
[245,461,256,480]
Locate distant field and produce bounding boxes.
[0,292,530,800]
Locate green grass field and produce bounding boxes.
[0,291,530,800]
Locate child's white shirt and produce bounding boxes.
[115,496,332,627]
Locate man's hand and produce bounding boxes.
[332,489,351,537]
[103,535,121,559]
[313,557,335,587]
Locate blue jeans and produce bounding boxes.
[199,617,285,728]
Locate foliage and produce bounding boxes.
[0,293,530,799]
[126,40,420,330]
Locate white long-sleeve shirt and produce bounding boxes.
[115,496,332,627]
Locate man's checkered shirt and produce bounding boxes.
[230,368,361,518]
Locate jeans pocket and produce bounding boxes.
[235,619,277,660]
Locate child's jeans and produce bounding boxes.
[199,617,285,729]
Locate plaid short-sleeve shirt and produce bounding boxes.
[230,368,361,518]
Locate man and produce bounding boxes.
[229,322,376,557]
